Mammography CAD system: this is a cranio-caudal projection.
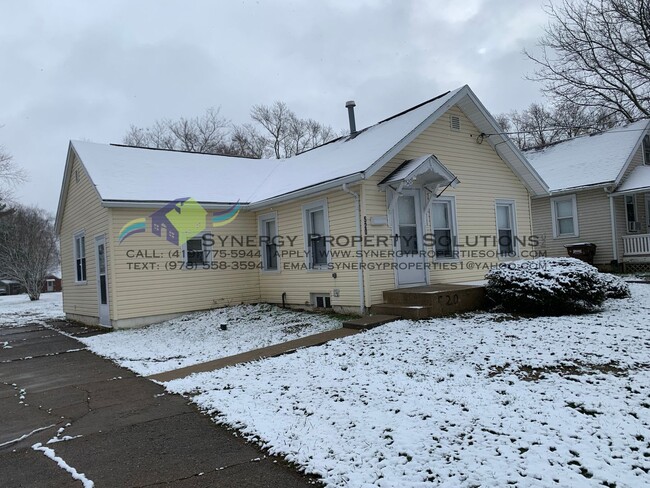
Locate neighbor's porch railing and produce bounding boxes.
[623,233,650,256]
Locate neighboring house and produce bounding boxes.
[527,119,650,272]
[41,275,62,293]
[55,85,547,328]
[0,279,23,296]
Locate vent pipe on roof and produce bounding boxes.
[345,100,357,135]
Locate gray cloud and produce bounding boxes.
[0,0,548,213]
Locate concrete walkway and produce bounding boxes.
[0,320,320,487]
[149,327,359,383]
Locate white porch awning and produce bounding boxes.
[378,154,459,190]
[612,166,650,195]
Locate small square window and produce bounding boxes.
[184,235,211,267]
[311,293,331,308]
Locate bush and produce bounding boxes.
[486,257,607,315]
[598,273,631,299]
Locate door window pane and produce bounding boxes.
[399,226,418,253]
[398,196,416,225]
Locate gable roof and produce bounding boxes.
[56,85,547,231]
[525,119,650,193]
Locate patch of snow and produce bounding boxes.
[0,424,56,448]
[168,284,650,487]
[525,119,649,192]
[80,303,344,376]
[0,293,64,327]
[32,443,94,488]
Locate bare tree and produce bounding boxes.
[527,0,650,122]
[123,108,231,154]
[0,206,59,300]
[251,101,337,158]
[497,101,621,150]
[124,103,338,158]
[0,144,27,217]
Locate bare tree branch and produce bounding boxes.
[526,0,650,121]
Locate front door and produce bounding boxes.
[394,189,427,287]
[95,236,110,326]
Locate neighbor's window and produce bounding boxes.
[431,197,457,259]
[74,232,87,282]
[303,200,330,269]
[496,201,517,256]
[643,134,650,165]
[259,213,278,271]
[184,235,211,267]
[551,195,578,238]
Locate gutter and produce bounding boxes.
[342,183,366,315]
[247,173,364,210]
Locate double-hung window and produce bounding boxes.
[496,200,517,257]
[184,234,212,267]
[431,197,457,259]
[259,213,279,271]
[551,195,579,238]
[303,200,330,269]
[643,134,650,165]
[74,232,87,282]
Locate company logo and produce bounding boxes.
[118,198,241,245]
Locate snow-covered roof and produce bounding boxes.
[58,84,546,233]
[72,87,463,206]
[613,165,650,194]
[525,119,650,193]
[379,154,458,187]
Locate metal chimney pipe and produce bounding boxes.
[345,100,357,134]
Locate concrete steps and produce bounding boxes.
[370,284,486,320]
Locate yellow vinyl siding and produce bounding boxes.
[532,189,613,264]
[59,155,110,321]
[255,188,361,310]
[109,208,260,320]
[362,106,534,305]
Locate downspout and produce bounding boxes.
[608,191,619,262]
[342,183,366,315]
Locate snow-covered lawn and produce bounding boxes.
[167,284,650,487]
[80,304,344,376]
[0,293,64,327]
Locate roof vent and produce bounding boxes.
[346,100,357,135]
[450,115,461,131]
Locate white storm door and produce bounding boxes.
[393,189,427,287]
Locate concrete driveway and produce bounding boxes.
[0,320,319,487]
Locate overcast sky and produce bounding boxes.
[1,0,550,214]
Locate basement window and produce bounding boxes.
[311,293,331,309]
[183,234,212,267]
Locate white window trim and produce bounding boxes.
[495,199,519,258]
[645,193,650,228]
[624,194,640,233]
[73,230,87,284]
[430,195,459,262]
[550,194,579,239]
[258,212,280,273]
[181,233,213,268]
[302,199,331,271]
[643,134,650,166]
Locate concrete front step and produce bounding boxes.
[370,304,437,320]
[343,314,400,330]
[372,284,487,319]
